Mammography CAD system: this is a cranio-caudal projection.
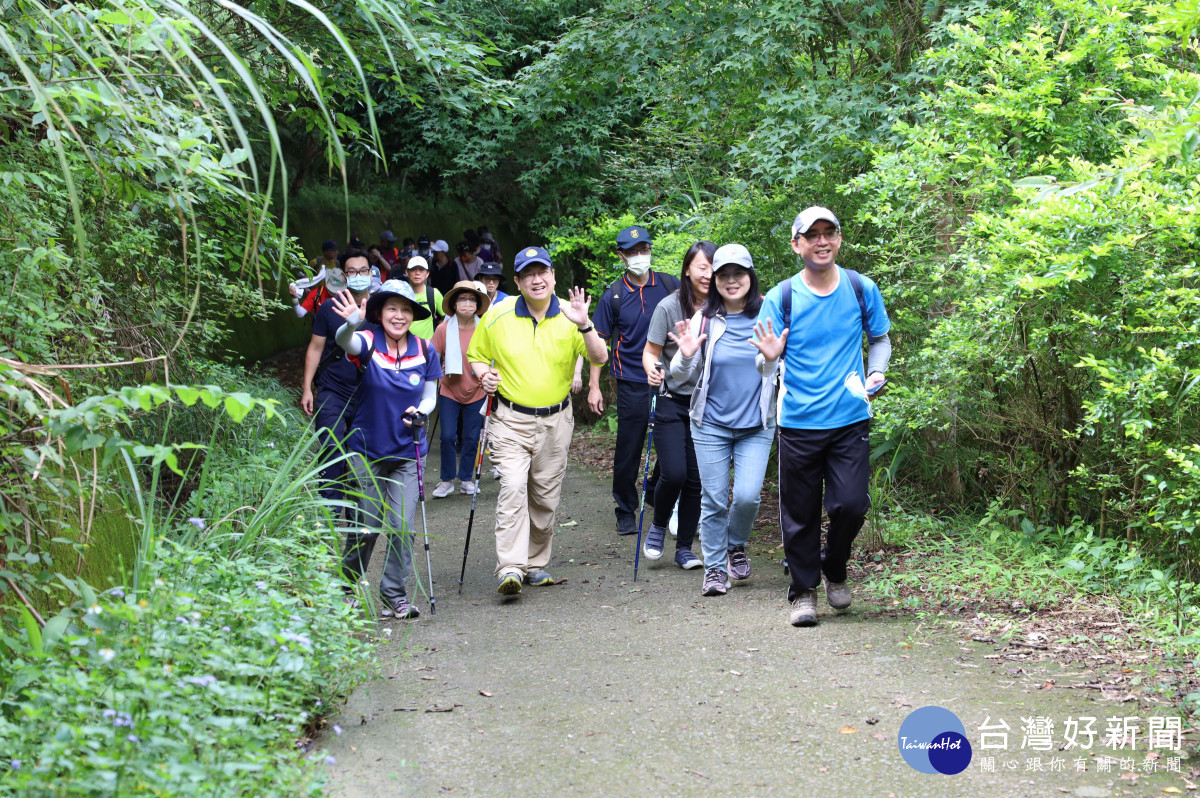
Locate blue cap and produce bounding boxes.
[322,239,338,251]
[513,246,552,273]
[616,225,651,251]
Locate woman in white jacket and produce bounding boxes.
[669,244,786,596]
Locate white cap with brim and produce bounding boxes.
[791,206,841,238]
[430,240,450,253]
[366,279,431,323]
[712,243,754,271]
[407,256,430,271]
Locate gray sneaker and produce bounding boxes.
[386,597,420,619]
[825,580,852,609]
[497,573,523,595]
[525,569,555,586]
[701,568,729,596]
[728,545,751,580]
[790,591,819,627]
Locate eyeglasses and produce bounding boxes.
[798,228,841,243]
[344,268,371,277]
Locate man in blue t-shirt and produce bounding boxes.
[757,207,893,628]
[589,225,676,537]
[300,250,374,512]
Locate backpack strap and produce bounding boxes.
[843,269,870,338]
[426,285,443,326]
[659,272,680,293]
[608,276,624,338]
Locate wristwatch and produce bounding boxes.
[577,324,594,334]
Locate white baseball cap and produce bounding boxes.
[791,207,841,238]
[430,239,450,253]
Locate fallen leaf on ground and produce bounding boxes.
[479,690,492,697]
[840,726,858,734]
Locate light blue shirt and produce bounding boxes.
[703,312,763,429]
[759,267,890,430]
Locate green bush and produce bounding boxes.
[0,522,371,796]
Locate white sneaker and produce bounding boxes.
[491,467,501,480]
[432,481,455,499]
[460,481,476,495]
[668,500,679,536]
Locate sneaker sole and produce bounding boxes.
[701,587,728,596]
[677,558,703,570]
[790,614,819,627]
[642,548,664,560]
[497,576,523,595]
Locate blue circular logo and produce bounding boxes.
[898,706,972,775]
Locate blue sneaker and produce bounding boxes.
[525,569,555,586]
[642,524,667,560]
[497,573,523,595]
[674,548,702,570]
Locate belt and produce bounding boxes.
[498,394,570,417]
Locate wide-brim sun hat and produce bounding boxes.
[712,243,754,271]
[442,280,491,317]
[366,279,431,323]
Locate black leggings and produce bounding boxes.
[651,393,700,549]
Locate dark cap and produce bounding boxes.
[478,261,503,277]
[616,225,651,250]
[322,239,338,251]
[380,230,397,243]
[417,235,431,247]
[513,246,552,273]
[349,235,364,249]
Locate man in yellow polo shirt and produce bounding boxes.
[469,246,608,596]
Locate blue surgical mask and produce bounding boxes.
[347,275,371,292]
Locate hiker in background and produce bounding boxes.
[477,261,509,305]
[589,225,679,537]
[478,228,500,263]
[640,241,714,570]
[668,244,781,597]
[299,249,374,514]
[430,281,491,498]
[329,279,443,620]
[758,207,891,628]
[468,246,607,596]
[366,244,393,284]
[405,256,444,340]
[378,231,400,268]
[290,239,339,319]
[417,235,433,260]
[429,239,452,284]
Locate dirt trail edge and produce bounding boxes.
[320,446,1181,798]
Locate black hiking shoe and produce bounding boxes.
[616,513,637,536]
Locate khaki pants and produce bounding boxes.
[490,402,574,577]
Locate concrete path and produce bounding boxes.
[319,445,1182,797]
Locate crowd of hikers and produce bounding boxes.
[292,210,891,628]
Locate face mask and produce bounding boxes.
[346,275,371,292]
[624,253,651,276]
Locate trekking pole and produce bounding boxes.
[408,412,436,615]
[633,365,662,582]
[459,392,495,593]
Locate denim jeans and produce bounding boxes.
[691,422,775,573]
[439,395,486,481]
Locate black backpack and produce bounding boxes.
[779,269,869,339]
[607,271,680,332]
